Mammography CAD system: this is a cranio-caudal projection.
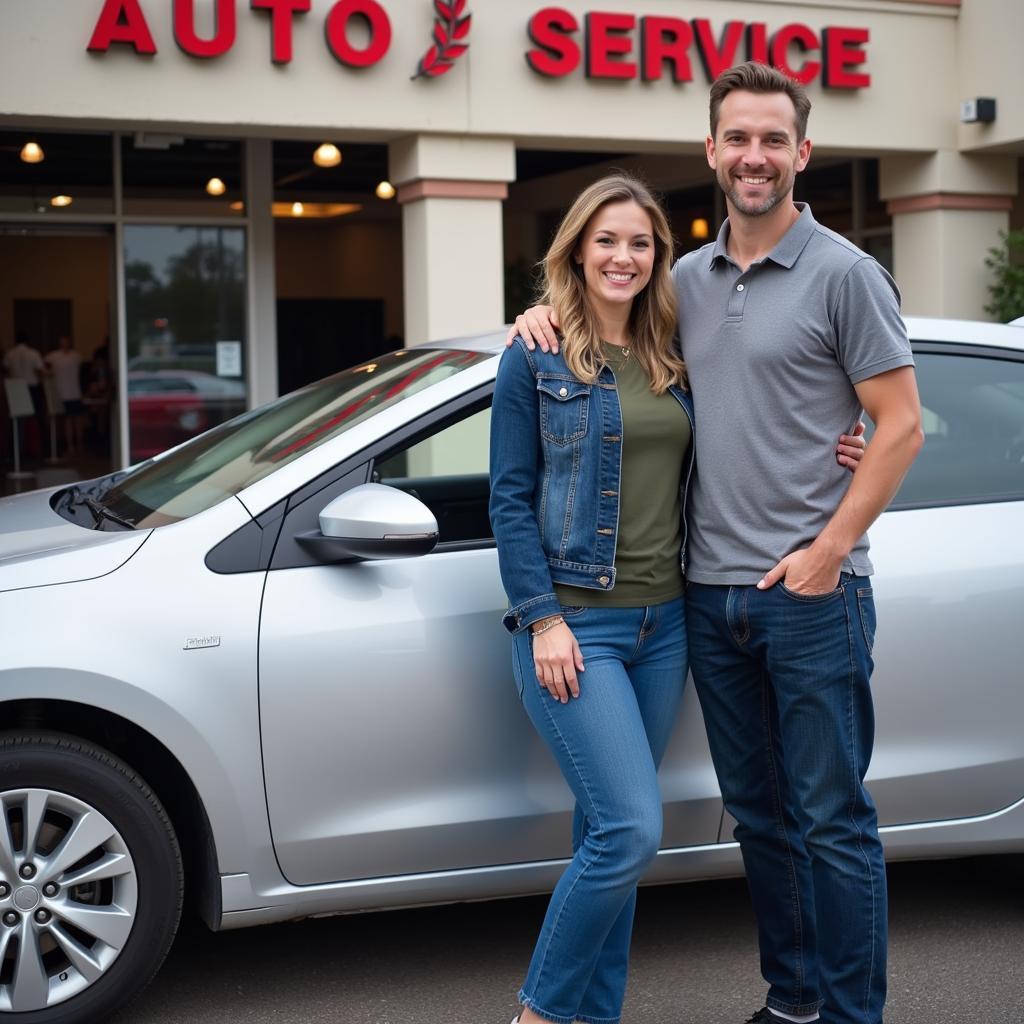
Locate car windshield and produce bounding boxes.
[100,348,490,528]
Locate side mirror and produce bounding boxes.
[295,483,438,564]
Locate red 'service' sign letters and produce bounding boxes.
[526,7,870,89]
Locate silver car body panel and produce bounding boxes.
[0,319,1022,936]
[0,496,282,879]
[0,488,149,592]
[258,547,722,886]
[218,793,1024,930]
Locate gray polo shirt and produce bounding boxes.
[673,204,914,584]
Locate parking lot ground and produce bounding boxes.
[115,854,1024,1024]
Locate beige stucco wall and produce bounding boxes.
[957,0,1024,154]
[0,235,111,356]
[0,0,969,154]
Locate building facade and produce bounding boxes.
[1,0,1022,471]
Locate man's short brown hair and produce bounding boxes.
[709,62,812,142]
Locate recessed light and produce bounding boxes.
[20,141,44,164]
[206,177,227,196]
[375,180,396,200]
[50,195,73,208]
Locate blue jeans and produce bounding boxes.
[511,598,687,1024]
[686,576,886,1024]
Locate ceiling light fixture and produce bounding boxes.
[690,217,710,240]
[313,143,342,168]
[206,177,227,196]
[271,201,361,219]
[50,195,73,208]
[375,180,396,200]
[20,141,44,164]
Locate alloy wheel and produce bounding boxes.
[0,788,138,1013]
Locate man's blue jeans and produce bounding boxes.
[686,576,886,1024]
[512,598,687,1024]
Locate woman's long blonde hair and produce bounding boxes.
[540,174,686,394]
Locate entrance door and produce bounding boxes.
[0,226,116,487]
[123,225,247,464]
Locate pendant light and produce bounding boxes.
[313,143,342,168]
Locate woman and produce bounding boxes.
[489,175,862,1024]
[490,174,693,1024]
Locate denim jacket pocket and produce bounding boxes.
[537,377,590,446]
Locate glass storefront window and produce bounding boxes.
[0,131,113,215]
[122,135,243,218]
[124,225,247,463]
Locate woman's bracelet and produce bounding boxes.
[530,615,564,637]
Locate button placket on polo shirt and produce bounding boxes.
[726,272,752,320]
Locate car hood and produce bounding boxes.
[0,487,149,593]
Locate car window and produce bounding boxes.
[891,349,1024,508]
[98,348,490,527]
[373,404,492,545]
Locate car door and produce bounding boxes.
[258,393,722,887]
[861,340,1024,826]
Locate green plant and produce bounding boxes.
[984,228,1024,322]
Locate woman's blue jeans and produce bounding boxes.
[511,598,687,1024]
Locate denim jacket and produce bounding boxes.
[489,337,696,634]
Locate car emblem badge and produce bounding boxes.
[183,635,221,650]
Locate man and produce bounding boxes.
[2,331,47,457]
[45,334,86,457]
[509,62,922,1024]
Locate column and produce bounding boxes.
[880,151,1016,319]
[390,135,515,348]
[245,138,278,405]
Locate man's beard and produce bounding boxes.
[719,169,792,217]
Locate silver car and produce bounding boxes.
[1,318,1022,1022]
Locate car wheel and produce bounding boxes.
[0,733,182,1022]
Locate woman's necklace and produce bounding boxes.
[603,341,631,369]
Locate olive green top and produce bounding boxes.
[555,342,691,609]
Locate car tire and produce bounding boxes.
[0,732,183,1022]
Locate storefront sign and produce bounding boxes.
[526,8,870,89]
[85,2,867,89]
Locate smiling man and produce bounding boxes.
[509,62,923,1024]
[675,63,922,1024]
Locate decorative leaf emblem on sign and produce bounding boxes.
[413,0,471,79]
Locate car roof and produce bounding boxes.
[903,316,1024,352]
[421,320,1024,356]
[412,329,508,356]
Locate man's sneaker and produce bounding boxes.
[744,1010,775,1024]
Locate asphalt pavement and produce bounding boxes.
[114,854,1024,1024]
